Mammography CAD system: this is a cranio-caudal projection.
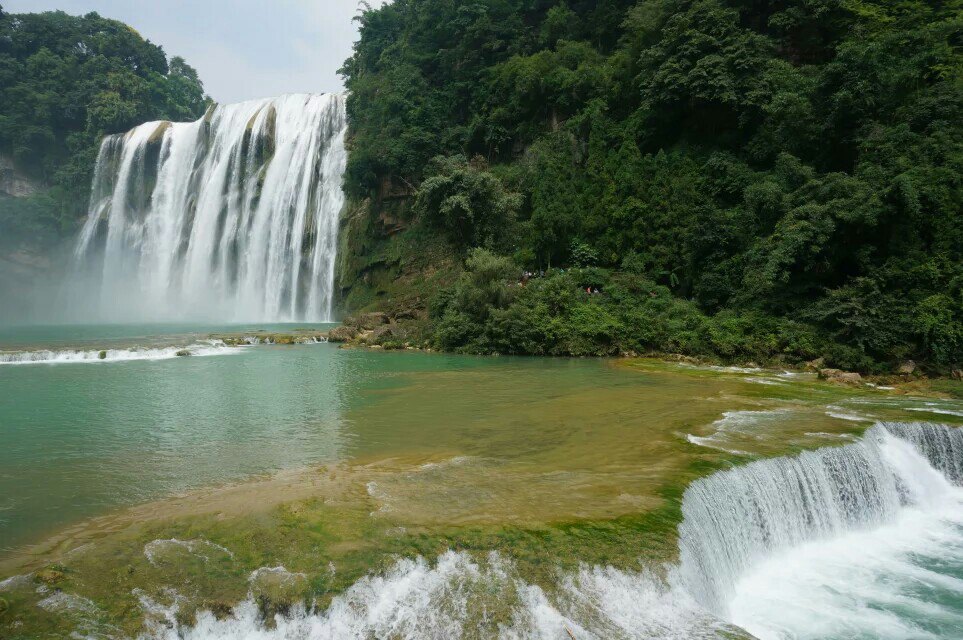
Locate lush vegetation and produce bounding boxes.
[0,6,208,242]
[341,0,963,372]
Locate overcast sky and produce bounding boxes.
[4,0,382,103]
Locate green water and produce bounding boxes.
[1,325,962,638]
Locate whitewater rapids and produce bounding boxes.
[74,93,347,323]
[129,421,963,639]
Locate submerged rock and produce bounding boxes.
[34,568,66,585]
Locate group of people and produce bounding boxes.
[515,269,602,294]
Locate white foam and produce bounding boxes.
[686,409,791,453]
[729,445,963,639]
[908,406,963,418]
[136,551,732,640]
[144,538,234,566]
[0,342,240,365]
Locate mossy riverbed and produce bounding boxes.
[1,345,960,638]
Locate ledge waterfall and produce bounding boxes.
[74,93,347,323]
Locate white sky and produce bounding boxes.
[4,0,384,103]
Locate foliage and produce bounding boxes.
[343,0,963,371]
[414,155,521,250]
[0,9,208,237]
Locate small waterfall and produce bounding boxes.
[117,421,963,638]
[74,93,347,323]
[677,421,963,618]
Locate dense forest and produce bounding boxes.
[0,6,208,244]
[340,0,963,372]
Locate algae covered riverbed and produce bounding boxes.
[1,325,961,638]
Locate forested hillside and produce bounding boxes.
[0,6,208,244]
[340,0,963,372]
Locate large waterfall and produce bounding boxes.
[74,93,347,323]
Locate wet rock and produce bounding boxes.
[175,349,191,357]
[897,360,917,375]
[203,599,234,620]
[327,325,359,342]
[818,368,863,385]
[0,596,8,615]
[98,350,107,360]
[34,568,66,585]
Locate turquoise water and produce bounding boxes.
[2,325,962,639]
[0,325,506,551]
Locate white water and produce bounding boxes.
[130,422,962,639]
[679,421,963,638]
[74,93,347,323]
[0,341,238,364]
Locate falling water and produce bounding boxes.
[128,422,963,638]
[678,421,963,638]
[74,93,347,322]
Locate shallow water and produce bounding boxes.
[1,325,962,638]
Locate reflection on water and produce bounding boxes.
[3,325,962,555]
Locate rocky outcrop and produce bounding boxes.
[0,154,41,197]
[818,368,863,385]
[326,325,359,342]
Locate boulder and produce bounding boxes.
[804,357,825,371]
[818,368,863,385]
[175,349,191,357]
[326,325,359,343]
[897,360,916,375]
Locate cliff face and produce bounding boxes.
[336,179,459,320]
[0,154,42,198]
[0,155,56,322]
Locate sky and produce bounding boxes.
[4,0,383,103]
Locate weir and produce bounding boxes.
[677,421,963,620]
[74,93,347,323]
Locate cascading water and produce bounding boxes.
[678,421,963,639]
[134,421,963,639]
[73,93,347,322]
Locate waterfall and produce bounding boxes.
[121,421,963,638]
[74,93,347,323]
[677,421,963,622]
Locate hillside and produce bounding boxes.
[337,0,963,373]
[0,7,208,246]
